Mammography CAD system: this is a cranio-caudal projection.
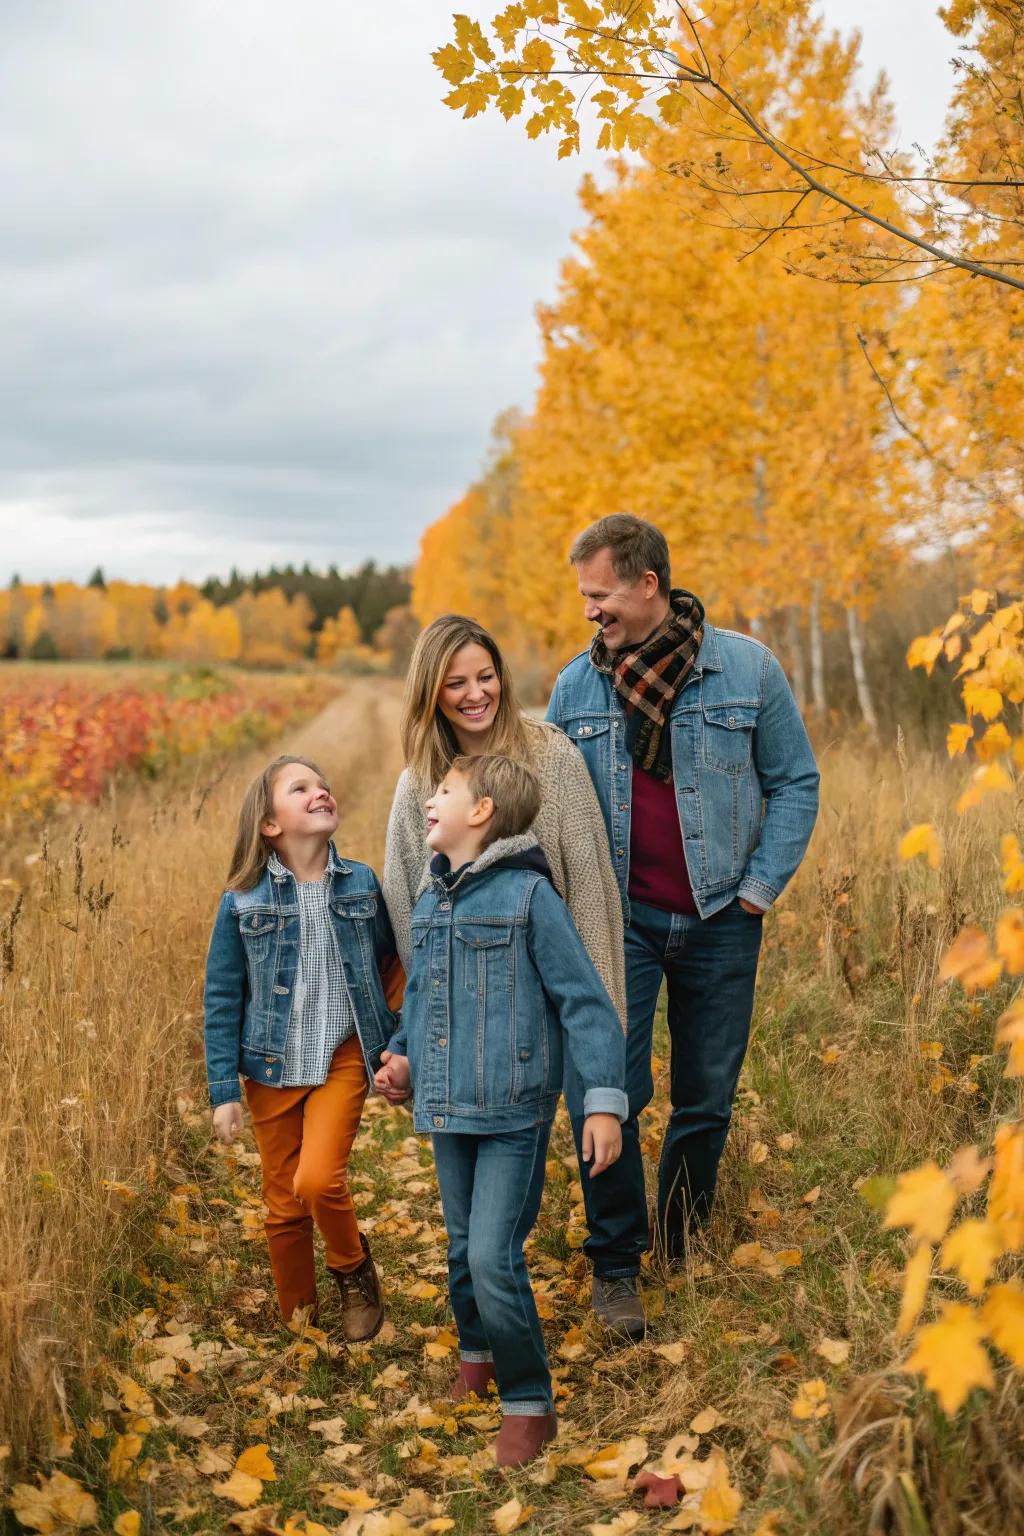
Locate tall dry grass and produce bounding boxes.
[1,696,1020,1530]
[0,680,405,1456]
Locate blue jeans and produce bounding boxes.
[431,1123,553,1414]
[566,898,762,1274]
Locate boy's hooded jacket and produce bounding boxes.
[204,845,399,1107]
[390,833,627,1135]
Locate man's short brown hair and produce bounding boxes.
[568,513,672,597]
[450,754,541,846]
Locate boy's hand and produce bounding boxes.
[212,1101,243,1145]
[374,1049,412,1103]
[582,1113,622,1178]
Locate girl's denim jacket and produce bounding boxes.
[203,843,398,1107]
[389,834,628,1136]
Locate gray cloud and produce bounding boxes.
[2,0,956,583]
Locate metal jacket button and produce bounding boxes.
[265,1069,273,1078]
[273,985,289,995]
[433,1116,444,1127]
[437,1037,447,1047]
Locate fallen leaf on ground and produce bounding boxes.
[10,1471,98,1532]
[791,1379,830,1421]
[211,1470,265,1509]
[689,1407,727,1434]
[589,1514,642,1535]
[652,1341,688,1365]
[493,1496,533,1532]
[584,1437,648,1484]
[235,1445,277,1481]
[815,1337,851,1366]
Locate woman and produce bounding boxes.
[383,614,626,1025]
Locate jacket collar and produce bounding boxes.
[267,841,352,884]
[430,832,543,891]
[696,622,722,674]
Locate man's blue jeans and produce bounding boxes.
[431,1123,554,1415]
[566,898,763,1275]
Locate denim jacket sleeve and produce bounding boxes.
[544,672,565,730]
[739,652,820,911]
[526,879,628,1122]
[203,893,247,1108]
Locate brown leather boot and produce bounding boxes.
[329,1234,384,1343]
[453,1359,496,1401]
[493,1412,558,1468]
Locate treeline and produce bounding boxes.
[0,563,415,670]
[411,3,1022,735]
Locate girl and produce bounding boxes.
[204,754,400,1340]
[383,615,626,1025]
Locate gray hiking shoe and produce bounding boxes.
[592,1275,646,1341]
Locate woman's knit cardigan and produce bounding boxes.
[382,720,627,1027]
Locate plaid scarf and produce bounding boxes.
[590,589,706,781]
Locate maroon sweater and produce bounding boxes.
[628,764,698,915]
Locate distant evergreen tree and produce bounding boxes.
[87,567,106,590]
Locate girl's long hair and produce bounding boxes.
[226,754,327,891]
[400,615,534,790]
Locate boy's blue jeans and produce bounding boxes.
[431,1123,553,1415]
[565,898,763,1274]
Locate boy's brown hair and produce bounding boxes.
[450,754,541,847]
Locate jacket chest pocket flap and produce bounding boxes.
[454,922,513,995]
[238,907,277,959]
[331,895,377,921]
[702,703,757,773]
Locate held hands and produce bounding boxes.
[374,1049,412,1104]
[582,1113,622,1179]
[212,1101,243,1145]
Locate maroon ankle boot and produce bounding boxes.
[493,1412,558,1468]
[453,1358,496,1401]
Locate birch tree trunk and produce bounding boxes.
[845,603,878,733]
[786,605,808,713]
[809,582,827,716]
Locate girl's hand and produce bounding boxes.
[582,1113,622,1178]
[374,1050,412,1102]
[213,1101,244,1144]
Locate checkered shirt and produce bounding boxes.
[269,854,357,1086]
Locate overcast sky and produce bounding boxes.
[2,1,959,586]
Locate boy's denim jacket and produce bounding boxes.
[203,843,398,1107]
[546,619,820,922]
[389,834,628,1136]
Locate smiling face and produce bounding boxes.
[424,767,491,858]
[574,546,670,652]
[436,641,501,750]
[262,761,339,843]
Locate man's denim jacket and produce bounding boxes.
[203,843,398,1107]
[389,834,628,1136]
[546,621,820,921]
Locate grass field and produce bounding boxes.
[1,680,1020,1535]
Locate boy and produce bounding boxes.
[375,754,626,1468]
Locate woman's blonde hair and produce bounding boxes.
[226,754,328,891]
[401,615,533,789]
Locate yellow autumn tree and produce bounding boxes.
[316,605,362,666]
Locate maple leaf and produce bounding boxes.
[982,1282,1024,1366]
[989,1123,1024,1248]
[904,1301,995,1414]
[996,999,1024,1077]
[884,1162,958,1245]
[941,1218,1005,1295]
[996,908,1024,974]
[938,928,1003,994]
[896,1243,934,1338]
[899,823,941,869]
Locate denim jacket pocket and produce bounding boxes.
[238,907,277,962]
[454,922,514,998]
[702,703,757,775]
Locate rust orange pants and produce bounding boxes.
[244,1034,368,1323]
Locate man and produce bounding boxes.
[547,514,819,1340]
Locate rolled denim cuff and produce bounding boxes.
[583,1087,629,1122]
[460,1350,493,1364]
[209,1076,242,1108]
[737,876,778,911]
[502,1399,554,1417]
